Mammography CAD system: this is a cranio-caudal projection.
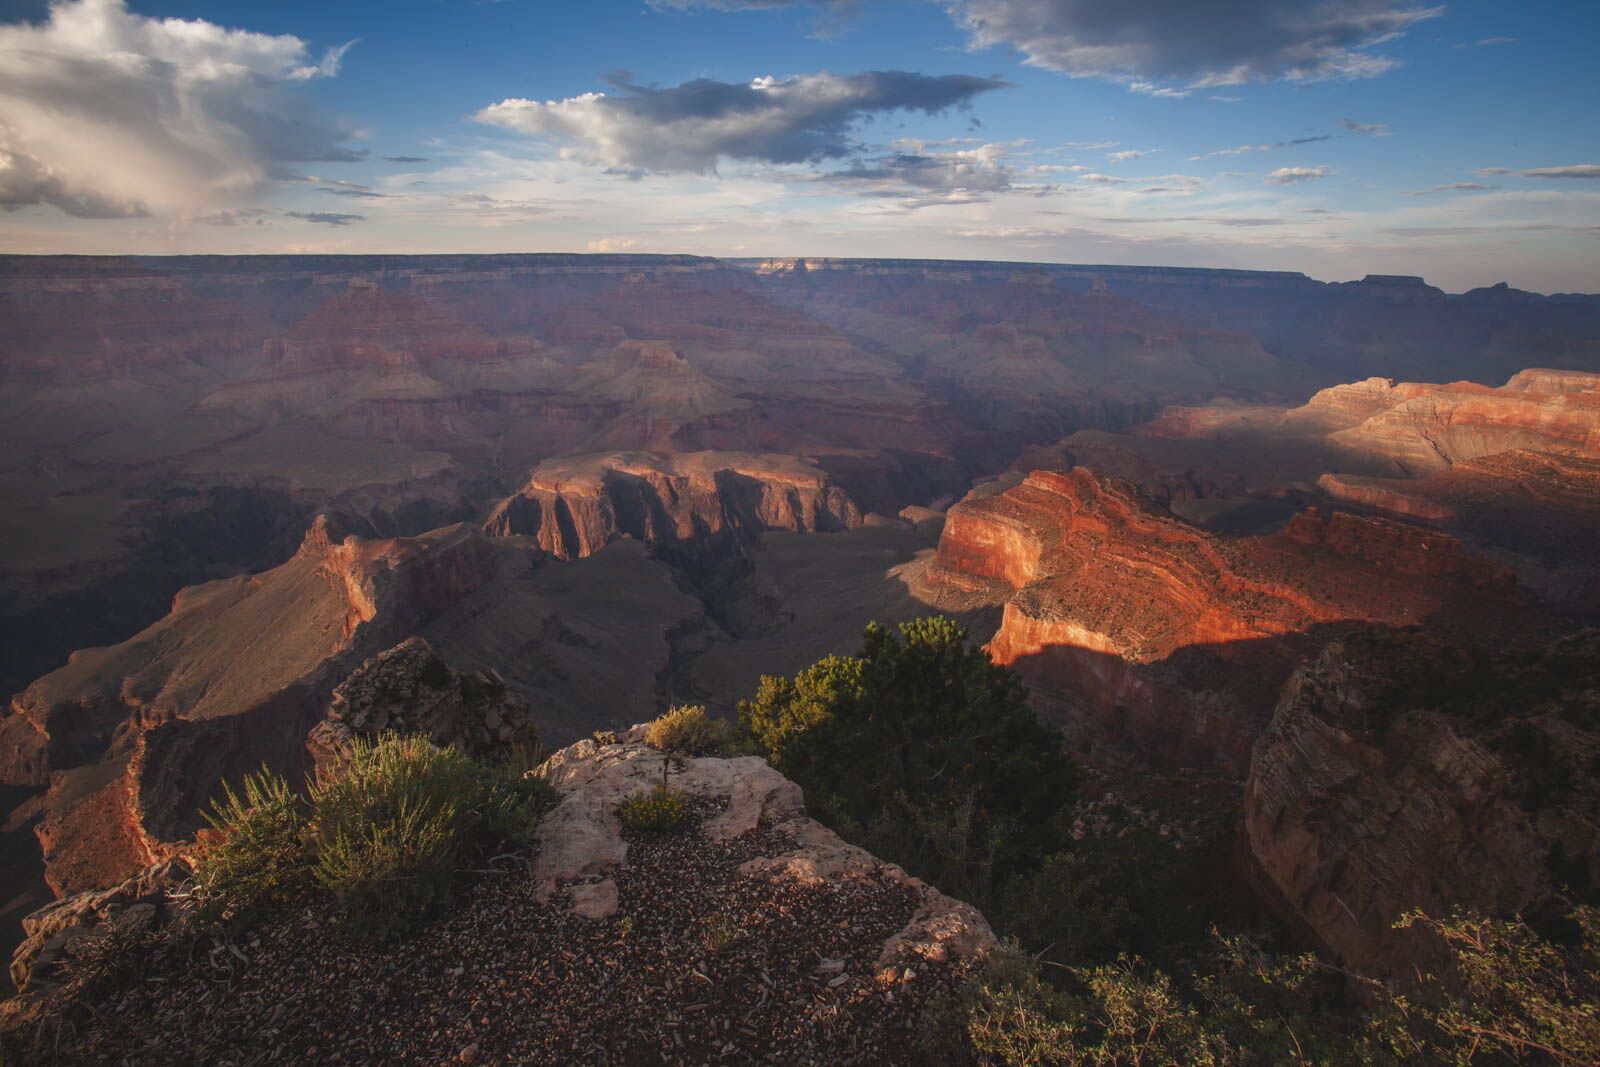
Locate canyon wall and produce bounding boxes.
[0,518,495,897]
[5,255,1598,697]
[1243,629,1599,983]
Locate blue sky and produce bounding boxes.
[0,0,1595,290]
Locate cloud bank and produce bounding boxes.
[0,0,359,219]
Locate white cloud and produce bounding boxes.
[1521,164,1600,180]
[0,0,358,219]
[817,142,1020,203]
[1266,165,1331,184]
[475,70,1007,174]
[286,211,363,226]
[1190,143,1272,160]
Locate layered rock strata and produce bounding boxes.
[923,469,1537,773]
[484,451,862,564]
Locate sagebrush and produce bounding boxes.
[195,733,557,938]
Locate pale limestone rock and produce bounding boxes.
[535,731,997,964]
[569,879,620,920]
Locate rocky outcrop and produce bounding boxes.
[1140,369,1600,476]
[534,728,995,969]
[923,469,1538,773]
[1022,369,1600,611]
[7,858,191,996]
[307,636,536,764]
[1243,629,1600,984]
[0,518,495,899]
[484,451,862,564]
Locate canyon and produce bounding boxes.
[3,254,1600,999]
[7,254,1598,697]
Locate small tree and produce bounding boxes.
[739,617,1079,899]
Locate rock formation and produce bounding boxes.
[1019,369,1600,608]
[535,729,993,962]
[1317,450,1600,612]
[1136,368,1600,476]
[921,468,1540,773]
[1243,629,1599,983]
[306,636,538,766]
[483,450,862,564]
[0,507,713,934]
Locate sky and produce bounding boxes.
[0,0,1595,291]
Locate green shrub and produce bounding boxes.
[310,735,485,938]
[926,941,1365,1067]
[478,760,559,851]
[617,785,689,832]
[195,766,309,927]
[925,908,1600,1066]
[739,618,1079,902]
[196,734,560,940]
[643,704,741,756]
[1395,905,1600,1066]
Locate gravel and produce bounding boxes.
[5,798,960,1065]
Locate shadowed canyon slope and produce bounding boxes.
[0,515,703,900]
[1244,629,1599,985]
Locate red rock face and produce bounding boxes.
[1023,369,1600,615]
[483,451,862,564]
[1243,630,1600,984]
[925,469,1537,772]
